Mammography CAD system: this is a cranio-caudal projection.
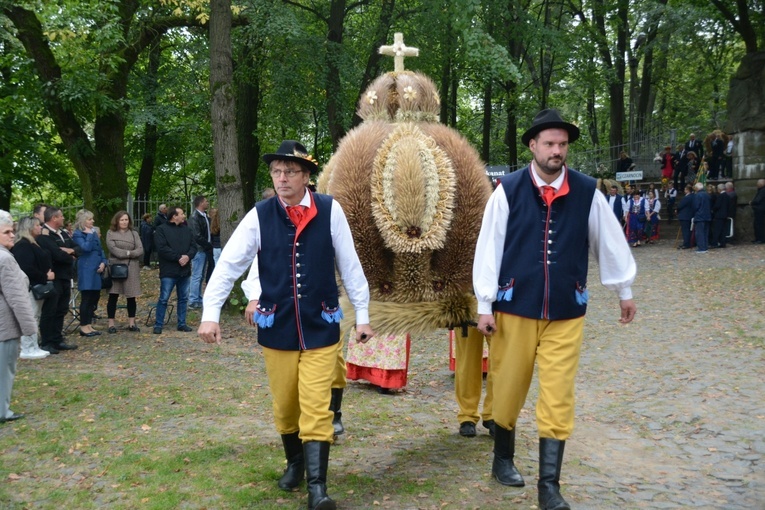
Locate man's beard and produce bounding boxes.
[534,155,565,176]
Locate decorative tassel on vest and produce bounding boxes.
[255,304,277,328]
[497,279,515,302]
[575,282,589,306]
[321,302,344,324]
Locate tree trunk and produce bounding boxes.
[482,81,492,162]
[236,42,261,211]
[135,39,162,199]
[326,0,347,149]
[351,0,396,128]
[210,0,243,243]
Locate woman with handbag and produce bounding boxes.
[72,209,108,337]
[105,211,144,333]
[11,216,55,359]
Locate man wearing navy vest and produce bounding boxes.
[606,185,624,226]
[199,140,374,510]
[473,110,637,510]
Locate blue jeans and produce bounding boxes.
[189,251,207,305]
[155,276,190,329]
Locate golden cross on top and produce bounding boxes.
[379,32,419,72]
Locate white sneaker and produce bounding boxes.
[34,346,51,357]
[20,350,49,360]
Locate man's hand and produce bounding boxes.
[476,314,496,336]
[619,299,637,324]
[179,254,190,266]
[198,321,222,344]
[355,324,375,343]
[97,262,105,274]
[61,247,74,255]
[244,300,259,327]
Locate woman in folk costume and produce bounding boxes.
[316,35,494,434]
[645,191,661,243]
[626,190,647,247]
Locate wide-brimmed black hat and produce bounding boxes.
[262,140,319,175]
[521,109,580,146]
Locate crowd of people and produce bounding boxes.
[2,194,226,364]
[603,177,743,252]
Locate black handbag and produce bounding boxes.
[110,263,129,280]
[31,281,56,300]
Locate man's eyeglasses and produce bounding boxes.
[270,168,303,178]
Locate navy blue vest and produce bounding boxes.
[255,193,340,350]
[495,167,596,320]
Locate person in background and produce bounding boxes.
[188,195,211,309]
[72,209,108,337]
[153,207,196,334]
[724,136,734,178]
[709,132,725,180]
[664,183,677,224]
[606,185,624,227]
[262,188,276,200]
[37,207,80,353]
[105,211,144,333]
[659,145,673,181]
[153,204,168,230]
[208,208,221,280]
[645,190,661,243]
[750,179,765,244]
[11,216,54,359]
[711,184,731,249]
[725,182,737,243]
[677,185,695,249]
[473,109,636,510]
[685,133,703,159]
[692,182,712,253]
[626,190,647,247]
[673,144,687,191]
[140,213,154,270]
[0,210,38,423]
[618,150,633,174]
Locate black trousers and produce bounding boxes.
[79,289,101,326]
[712,218,727,247]
[41,279,71,345]
[107,293,137,318]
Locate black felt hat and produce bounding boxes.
[521,109,580,146]
[262,140,319,175]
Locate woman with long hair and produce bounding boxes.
[11,216,54,359]
[105,211,144,333]
[72,209,107,336]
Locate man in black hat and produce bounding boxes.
[472,109,637,510]
[198,140,374,510]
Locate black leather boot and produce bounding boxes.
[304,441,336,510]
[538,438,571,510]
[278,432,304,491]
[329,388,344,435]
[492,425,525,486]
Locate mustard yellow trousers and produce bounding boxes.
[262,341,340,443]
[454,327,493,424]
[490,313,585,440]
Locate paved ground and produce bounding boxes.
[347,236,765,509]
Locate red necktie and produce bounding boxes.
[286,205,305,227]
[541,185,556,206]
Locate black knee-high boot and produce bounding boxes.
[278,432,304,490]
[492,425,525,486]
[538,438,571,510]
[304,441,336,510]
[329,388,344,435]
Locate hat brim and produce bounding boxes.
[262,154,318,175]
[521,121,580,147]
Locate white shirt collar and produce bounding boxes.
[530,162,566,191]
